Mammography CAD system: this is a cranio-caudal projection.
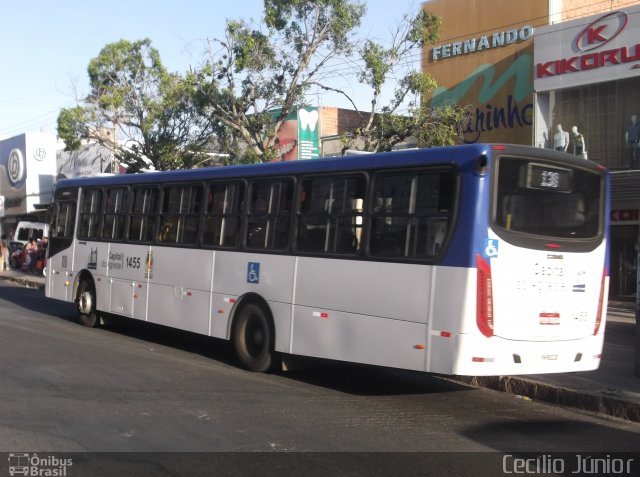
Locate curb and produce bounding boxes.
[2,276,45,291]
[454,375,640,423]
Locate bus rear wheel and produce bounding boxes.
[76,279,99,328]
[232,303,275,372]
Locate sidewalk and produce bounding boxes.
[0,268,45,290]
[455,304,640,423]
[1,270,639,422]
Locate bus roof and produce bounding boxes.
[54,143,603,190]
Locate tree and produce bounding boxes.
[57,38,220,171]
[193,0,366,163]
[59,2,466,169]
[195,1,465,161]
[338,10,467,153]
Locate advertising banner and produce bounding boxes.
[535,4,640,92]
[0,132,56,216]
[423,0,547,145]
[274,107,320,161]
[56,143,115,178]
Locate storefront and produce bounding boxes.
[534,4,640,168]
[534,4,640,300]
[0,132,57,238]
[422,0,549,145]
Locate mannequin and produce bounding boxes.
[625,114,640,169]
[553,124,570,152]
[571,126,587,159]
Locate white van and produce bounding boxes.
[13,220,49,246]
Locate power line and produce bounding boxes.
[0,110,60,138]
[292,0,640,82]
[299,0,640,108]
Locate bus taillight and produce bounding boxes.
[594,270,607,335]
[476,254,494,337]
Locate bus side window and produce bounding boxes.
[78,189,102,239]
[246,180,293,250]
[369,170,454,260]
[295,175,365,255]
[157,185,202,245]
[102,187,130,241]
[203,182,245,248]
[128,187,158,243]
[52,201,76,239]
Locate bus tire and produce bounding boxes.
[76,279,99,328]
[232,303,275,372]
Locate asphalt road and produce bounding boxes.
[0,281,638,475]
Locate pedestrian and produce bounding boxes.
[24,238,38,273]
[36,237,48,274]
[0,234,8,272]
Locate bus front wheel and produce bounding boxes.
[232,303,275,372]
[76,279,99,328]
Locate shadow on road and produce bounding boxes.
[461,419,640,453]
[280,361,475,396]
[0,281,481,398]
[100,315,238,366]
[0,282,76,321]
[97,315,475,398]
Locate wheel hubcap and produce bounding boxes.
[78,291,92,315]
[252,329,264,347]
[245,317,265,357]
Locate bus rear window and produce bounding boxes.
[495,157,602,239]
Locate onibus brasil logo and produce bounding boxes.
[7,453,72,476]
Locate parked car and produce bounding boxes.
[13,220,48,247]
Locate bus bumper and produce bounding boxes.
[451,333,605,376]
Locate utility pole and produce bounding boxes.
[112,122,119,174]
[109,107,120,174]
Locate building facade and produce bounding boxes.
[534,3,640,300]
[0,132,57,237]
[422,0,548,145]
[422,0,640,300]
[56,143,116,179]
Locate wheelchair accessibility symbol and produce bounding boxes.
[483,239,499,258]
[247,262,260,284]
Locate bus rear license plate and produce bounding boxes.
[539,312,560,325]
[541,354,558,361]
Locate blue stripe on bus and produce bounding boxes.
[57,144,493,188]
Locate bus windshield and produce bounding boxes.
[494,157,602,240]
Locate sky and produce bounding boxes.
[0,0,424,140]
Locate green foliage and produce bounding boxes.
[57,107,91,151]
[341,8,464,153]
[57,38,220,171]
[58,1,462,170]
[193,0,366,161]
[264,0,364,50]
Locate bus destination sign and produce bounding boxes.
[525,163,573,193]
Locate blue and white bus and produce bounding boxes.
[45,144,609,376]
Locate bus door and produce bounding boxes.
[106,245,151,319]
[46,200,77,302]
